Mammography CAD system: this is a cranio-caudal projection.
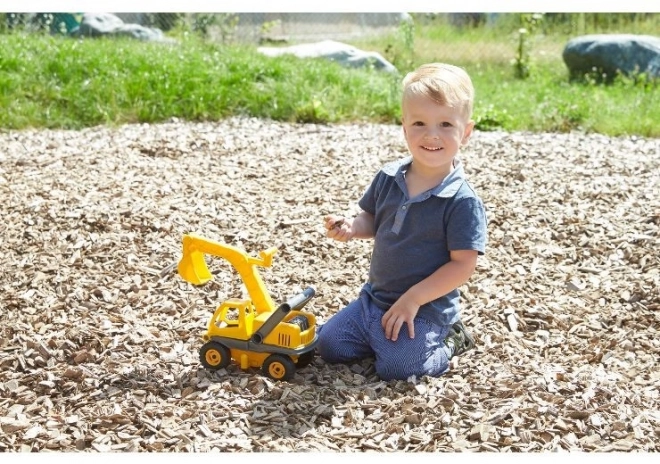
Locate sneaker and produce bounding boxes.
[445,320,476,358]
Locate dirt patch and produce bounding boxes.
[1,118,658,451]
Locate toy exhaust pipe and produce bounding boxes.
[282,286,316,312]
[250,286,315,344]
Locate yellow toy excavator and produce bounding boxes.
[177,233,318,381]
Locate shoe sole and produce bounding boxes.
[453,321,475,355]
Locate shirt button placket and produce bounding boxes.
[391,203,407,234]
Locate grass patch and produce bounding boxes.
[0,19,658,137]
[0,33,401,129]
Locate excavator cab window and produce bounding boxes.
[213,300,251,329]
[218,307,240,327]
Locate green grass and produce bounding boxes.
[1,17,659,137]
[0,34,402,129]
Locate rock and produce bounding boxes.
[258,40,397,73]
[72,13,177,43]
[562,34,660,81]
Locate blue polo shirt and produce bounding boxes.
[358,156,487,326]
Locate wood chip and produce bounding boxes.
[1,119,658,451]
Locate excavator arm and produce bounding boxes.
[178,233,277,313]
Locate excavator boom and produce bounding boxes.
[178,233,277,313]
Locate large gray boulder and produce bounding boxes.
[72,13,177,43]
[562,34,660,81]
[257,40,397,73]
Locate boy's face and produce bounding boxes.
[402,94,474,174]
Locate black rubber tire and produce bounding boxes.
[199,341,231,370]
[262,354,296,381]
[295,350,315,368]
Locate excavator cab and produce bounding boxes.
[207,299,255,340]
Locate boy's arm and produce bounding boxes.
[382,249,478,341]
[325,210,375,242]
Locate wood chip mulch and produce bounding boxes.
[1,118,658,452]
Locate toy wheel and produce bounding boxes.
[199,341,231,370]
[262,354,296,381]
[295,350,315,368]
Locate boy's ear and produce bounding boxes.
[462,120,475,145]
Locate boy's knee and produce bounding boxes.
[316,325,372,364]
[316,329,341,363]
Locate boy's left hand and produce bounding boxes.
[382,295,420,341]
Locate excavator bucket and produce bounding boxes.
[178,237,213,285]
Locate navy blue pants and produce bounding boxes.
[317,288,453,380]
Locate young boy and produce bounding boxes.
[318,63,487,381]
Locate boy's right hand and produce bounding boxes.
[324,215,353,242]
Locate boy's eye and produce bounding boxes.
[441,122,453,128]
[412,121,424,126]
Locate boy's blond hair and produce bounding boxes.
[402,63,474,120]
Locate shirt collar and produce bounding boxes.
[384,156,466,198]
